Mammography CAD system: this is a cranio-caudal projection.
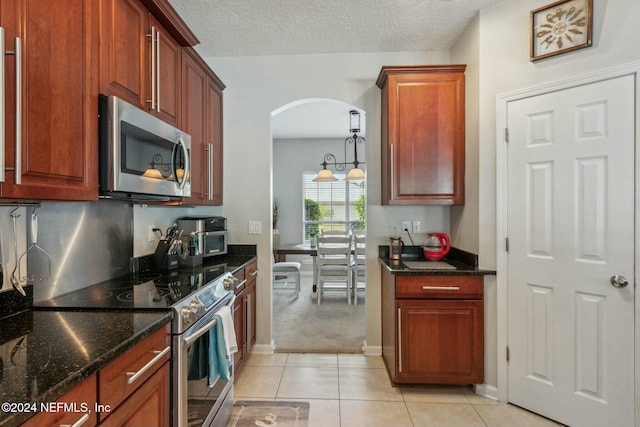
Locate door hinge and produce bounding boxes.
[506,346,510,362]
[505,237,509,252]
[505,128,509,143]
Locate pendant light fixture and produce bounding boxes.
[312,110,365,182]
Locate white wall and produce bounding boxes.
[466,0,640,394]
[204,51,451,351]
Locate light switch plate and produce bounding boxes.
[248,221,262,234]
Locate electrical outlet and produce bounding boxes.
[401,221,410,232]
[148,225,158,242]
[412,220,421,233]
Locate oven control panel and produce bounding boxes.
[175,272,234,332]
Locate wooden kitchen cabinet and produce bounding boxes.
[233,259,258,375]
[381,268,484,385]
[376,65,466,205]
[98,323,171,425]
[180,48,225,206]
[21,374,98,427]
[97,362,170,427]
[0,0,99,201]
[99,0,182,126]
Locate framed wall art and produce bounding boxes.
[530,0,593,62]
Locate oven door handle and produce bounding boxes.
[183,294,236,347]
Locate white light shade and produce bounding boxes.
[345,167,365,181]
[312,168,338,182]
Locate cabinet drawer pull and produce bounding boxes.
[126,346,170,385]
[249,270,258,277]
[235,279,247,290]
[60,413,89,427]
[421,286,460,291]
[397,308,402,373]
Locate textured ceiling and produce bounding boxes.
[168,0,503,58]
[167,0,503,138]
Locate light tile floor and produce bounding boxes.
[232,352,565,427]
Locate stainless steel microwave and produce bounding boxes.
[98,94,191,200]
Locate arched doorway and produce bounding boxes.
[271,98,367,353]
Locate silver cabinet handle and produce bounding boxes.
[126,345,170,385]
[0,28,5,183]
[610,275,629,288]
[155,29,160,112]
[397,307,402,373]
[12,36,21,185]
[206,143,213,200]
[60,413,90,427]
[1,32,22,185]
[146,27,156,110]
[421,286,460,291]
[250,270,258,277]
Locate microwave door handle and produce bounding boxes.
[172,137,189,190]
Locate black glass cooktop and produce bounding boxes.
[34,266,227,311]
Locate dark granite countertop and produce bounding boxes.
[0,310,172,426]
[379,245,496,276]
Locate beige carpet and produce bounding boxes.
[273,272,365,353]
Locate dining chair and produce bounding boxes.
[351,233,366,305]
[272,252,301,297]
[316,235,353,304]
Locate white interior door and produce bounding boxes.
[506,75,635,427]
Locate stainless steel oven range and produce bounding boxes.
[174,272,237,427]
[34,268,240,427]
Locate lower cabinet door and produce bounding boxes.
[98,361,170,427]
[396,299,483,384]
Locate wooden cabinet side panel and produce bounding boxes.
[206,79,224,205]
[233,292,246,374]
[380,266,397,382]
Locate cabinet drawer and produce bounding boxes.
[233,268,246,294]
[98,324,170,420]
[245,260,258,283]
[396,276,483,299]
[21,374,97,427]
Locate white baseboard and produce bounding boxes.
[474,384,499,401]
[362,340,382,356]
[251,340,276,355]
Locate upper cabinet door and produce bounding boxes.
[0,0,99,200]
[99,0,181,126]
[377,65,466,205]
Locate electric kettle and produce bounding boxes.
[423,232,451,260]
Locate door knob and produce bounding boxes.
[610,275,629,288]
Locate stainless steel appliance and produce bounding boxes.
[34,268,240,427]
[98,94,191,200]
[178,217,228,257]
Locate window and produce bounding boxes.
[302,173,365,240]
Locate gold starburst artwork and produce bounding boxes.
[531,0,593,62]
